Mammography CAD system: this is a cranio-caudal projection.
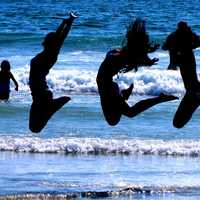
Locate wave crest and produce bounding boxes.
[2,136,200,157]
[14,68,184,96]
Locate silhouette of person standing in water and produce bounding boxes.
[170,21,200,128]
[162,30,182,70]
[29,12,77,133]
[96,18,178,126]
[0,60,18,100]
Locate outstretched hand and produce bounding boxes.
[151,57,159,64]
[64,11,78,23]
[69,12,78,19]
[69,11,78,21]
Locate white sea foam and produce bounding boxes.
[12,67,186,96]
[1,184,200,199]
[6,49,200,97]
[2,136,200,157]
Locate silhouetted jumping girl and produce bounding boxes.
[97,18,178,125]
[29,12,77,133]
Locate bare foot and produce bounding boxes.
[121,83,134,100]
[159,93,178,101]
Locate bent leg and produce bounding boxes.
[100,94,122,126]
[121,83,134,100]
[173,92,200,128]
[102,110,121,126]
[122,93,178,118]
[99,82,123,126]
[29,96,71,133]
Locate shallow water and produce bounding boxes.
[1,0,200,199]
[1,152,200,200]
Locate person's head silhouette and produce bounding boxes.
[1,60,11,72]
[42,32,57,48]
[177,21,191,32]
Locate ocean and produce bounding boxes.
[1,0,200,199]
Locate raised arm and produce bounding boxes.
[10,72,18,91]
[55,19,67,36]
[56,12,77,50]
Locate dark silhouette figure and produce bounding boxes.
[96,18,178,126]
[0,60,18,100]
[29,12,77,133]
[162,32,181,70]
[171,21,200,128]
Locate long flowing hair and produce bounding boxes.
[123,18,149,56]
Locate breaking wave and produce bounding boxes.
[14,67,185,96]
[2,136,200,157]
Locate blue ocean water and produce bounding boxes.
[1,0,200,199]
